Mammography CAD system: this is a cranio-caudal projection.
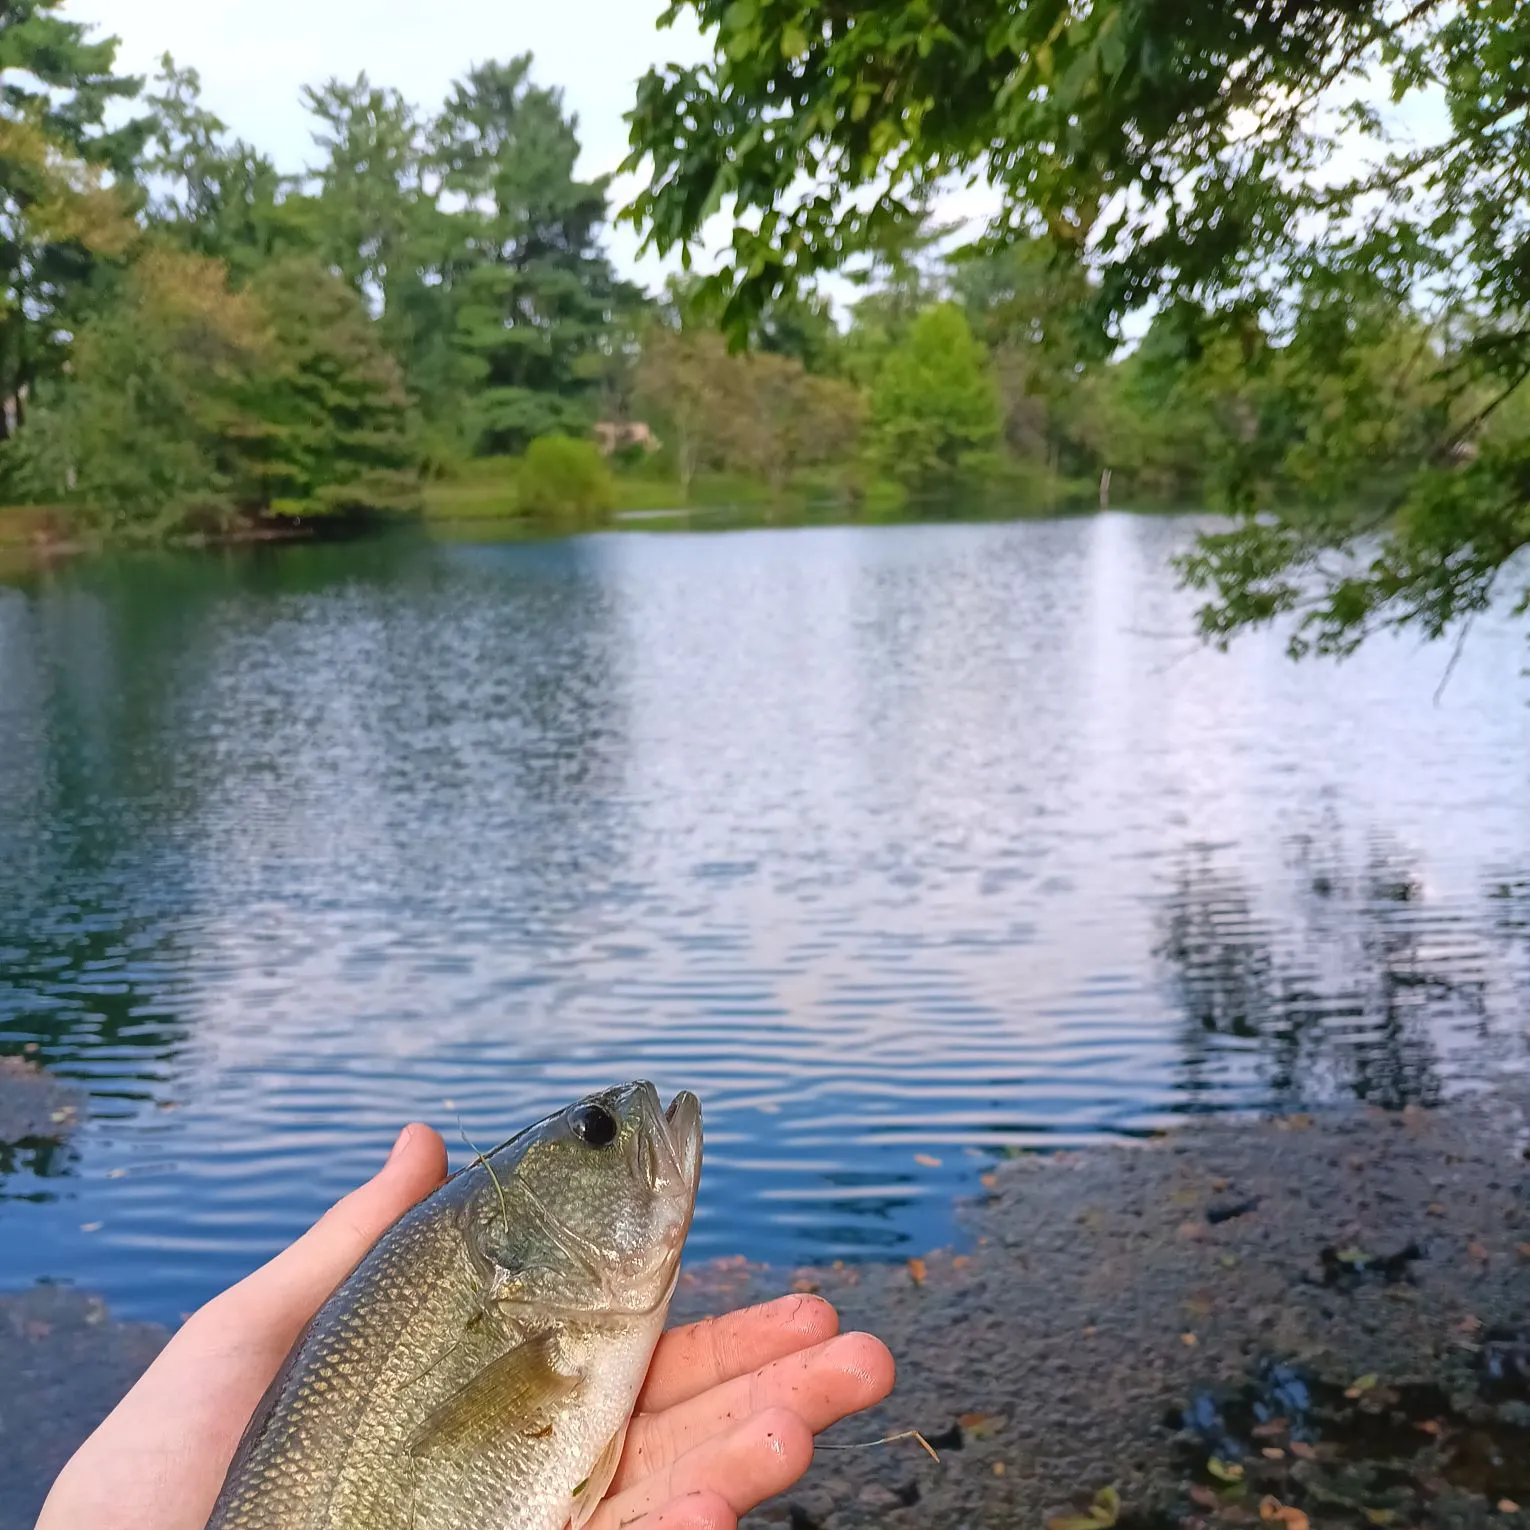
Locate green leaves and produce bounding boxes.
[869,303,1001,491]
[622,0,1530,653]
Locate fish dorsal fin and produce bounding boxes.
[409,1329,580,1459]
[569,1424,629,1530]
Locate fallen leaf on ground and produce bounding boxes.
[1208,1458,1244,1483]
[1046,1486,1120,1530]
[1219,1253,1239,1269]
[1182,1333,1199,1347]
[914,1153,942,1168]
[1189,1486,1221,1511]
[1499,1502,1520,1515]
[907,1257,927,1286]
[952,1255,970,1270]
[1179,1221,1210,1240]
[1289,1443,1317,1462]
[1416,1419,1442,1436]
[1428,1203,1447,1217]
[958,1412,1003,1437]
[1259,1497,1310,1530]
[993,1462,1006,1476]
[981,1173,998,1189]
[1345,1374,1379,1399]
[1251,1420,1288,1440]
[1261,1448,1285,1460]
[1363,1509,1396,1525]
[1469,1242,1490,1261]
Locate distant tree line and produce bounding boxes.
[4,0,1512,550]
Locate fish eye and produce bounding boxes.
[570,1102,619,1148]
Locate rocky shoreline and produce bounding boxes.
[7,1092,1530,1530]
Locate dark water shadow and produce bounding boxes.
[1156,834,1510,1113]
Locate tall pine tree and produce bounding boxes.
[432,58,638,454]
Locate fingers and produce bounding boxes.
[616,1492,737,1530]
[638,1295,840,1414]
[616,1332,894,1494]
[589,1409,812,1530]
[207,1123,449,1336]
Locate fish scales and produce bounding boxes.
[208,1082,702,1530]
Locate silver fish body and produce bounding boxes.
[208,1082,703,1530]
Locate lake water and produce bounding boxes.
[2,514,1529,1327]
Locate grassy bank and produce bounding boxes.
[420,455,1101,533]
[0,504,82,551]
[422,456,811,524]
[0,459,1129,570]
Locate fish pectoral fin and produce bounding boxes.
[408,1329,581,1459]
[569,1424,629,1530]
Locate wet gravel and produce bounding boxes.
[671,1092,1530,1530]
[0,1285,165,1530]
[9,1092,1530,1530]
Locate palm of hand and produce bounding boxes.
[38,1124,894,1530]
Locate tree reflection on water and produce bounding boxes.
[1156,833,1516,1113]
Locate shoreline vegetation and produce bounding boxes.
[7,0,1505,607]
[0,458,1116,571]
[7,1085,1530,1530]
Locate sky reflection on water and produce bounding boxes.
[1,515,1528,1324]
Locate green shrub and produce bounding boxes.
[514,436,616,523]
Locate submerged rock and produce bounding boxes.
[0,1057,83,1147]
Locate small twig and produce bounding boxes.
[457,1117,510,1239]
[818,1430,942,1463]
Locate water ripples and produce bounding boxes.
[0,517,1528,1322]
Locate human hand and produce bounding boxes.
[37,1123,895,1530]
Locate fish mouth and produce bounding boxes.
[627,1083,703,1203]
[662,1089,703,1197]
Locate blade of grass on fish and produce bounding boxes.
[458,1117,511,1238]
[817,1430,941,1462]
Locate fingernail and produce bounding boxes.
[385,1125,414,1168]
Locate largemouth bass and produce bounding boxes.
[208,1082,703,1530]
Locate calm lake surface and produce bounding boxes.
[2,514,1529,1326]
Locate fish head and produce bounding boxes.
[480,1082,703,1317]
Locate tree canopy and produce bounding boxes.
[0,14,648,536]
[626,0,1530,651]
